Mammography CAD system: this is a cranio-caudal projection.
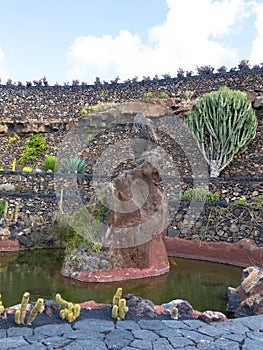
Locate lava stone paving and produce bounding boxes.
[0,314,262,349]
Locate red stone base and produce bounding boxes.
[165,237,263,267]
[61,235,170,282]
[0,239,19,251]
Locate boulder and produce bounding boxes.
[227,266,263,317]
[161,299,194,319]
[198,310,227,323]
[125,294,157,318]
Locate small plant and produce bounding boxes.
[0,200,7,219]
[19,133,47,166]
[143,92,154,99]
[81,102,113,115]
[238,59,250,70]
[177,188,220,202]
[183,90,194,100]
[11,158,16,172]
[196,65,214,75]
[59,157,87,174]
[217,65,227,73]
[177,68,185,78]
[159,91,169,99]
[7,133,20,144]
[42,155,58,172]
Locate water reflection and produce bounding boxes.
[0,250,242,313]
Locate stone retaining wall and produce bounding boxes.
[0,69,263,248]
[0,69,263,133]
[0,172,262,246]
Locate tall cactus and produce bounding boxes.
[185,87,258,177]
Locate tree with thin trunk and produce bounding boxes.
[185,87,258,177]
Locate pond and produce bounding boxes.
[0,249,242,315]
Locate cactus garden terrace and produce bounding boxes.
[0,68,263,347]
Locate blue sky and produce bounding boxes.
[0,0,262,85]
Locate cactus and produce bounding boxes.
[118,298,129,320]
[55,293,67,307]
[111,304,119,320]
[14,206,19,222]
[112,287,122,306]
[111,298,129,321]
[27,298,45,325]
[15,310,21,325]
[12,158,16,172]
[0,294,5,314]
[56,293,81,323]
[185,86,258,177]
[14,292,30,325]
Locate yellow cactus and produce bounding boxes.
[14,206,19,222]
[56,293,69,307]
[12,158,17,172]
[112,288,122,306]
[0,294,4,315]
[20,292,30,325]
[118,298,129,320]
[59,309,66,320]
[27,298,45,325]
[111,304,119,320]
[66,311,75,323]
[111,298,129,321]
[57,293,81,323]
[15,310,21,325]
[72,304,81,319]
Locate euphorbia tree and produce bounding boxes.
[185,87,258,177]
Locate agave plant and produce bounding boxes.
[42,156,58,172]
[59,157,87,174]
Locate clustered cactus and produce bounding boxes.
[111,288,129,321]
[56,293,81,323]
[185,86,258,177]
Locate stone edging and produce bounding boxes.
[165,237,263,267]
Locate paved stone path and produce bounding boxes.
[0,315,262,349]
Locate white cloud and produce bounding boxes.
[250,1,263,64]
[0,47,8,83]
[67,0,255,82]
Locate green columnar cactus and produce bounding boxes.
[185,87,258,177]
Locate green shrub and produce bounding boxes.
[42,156,58,172]
[159,91,169,99]
[185,87,258,177]
[179,188,220,202]
[0,200,7,219]
[143,92,154,99]
[59,157,87,174]
[19,133,47,166]
[81,103,114,115]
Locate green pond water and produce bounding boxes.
[0,249,242,314]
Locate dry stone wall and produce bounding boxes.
[0,69,263,247]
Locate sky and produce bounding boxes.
[0,0,262,86]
